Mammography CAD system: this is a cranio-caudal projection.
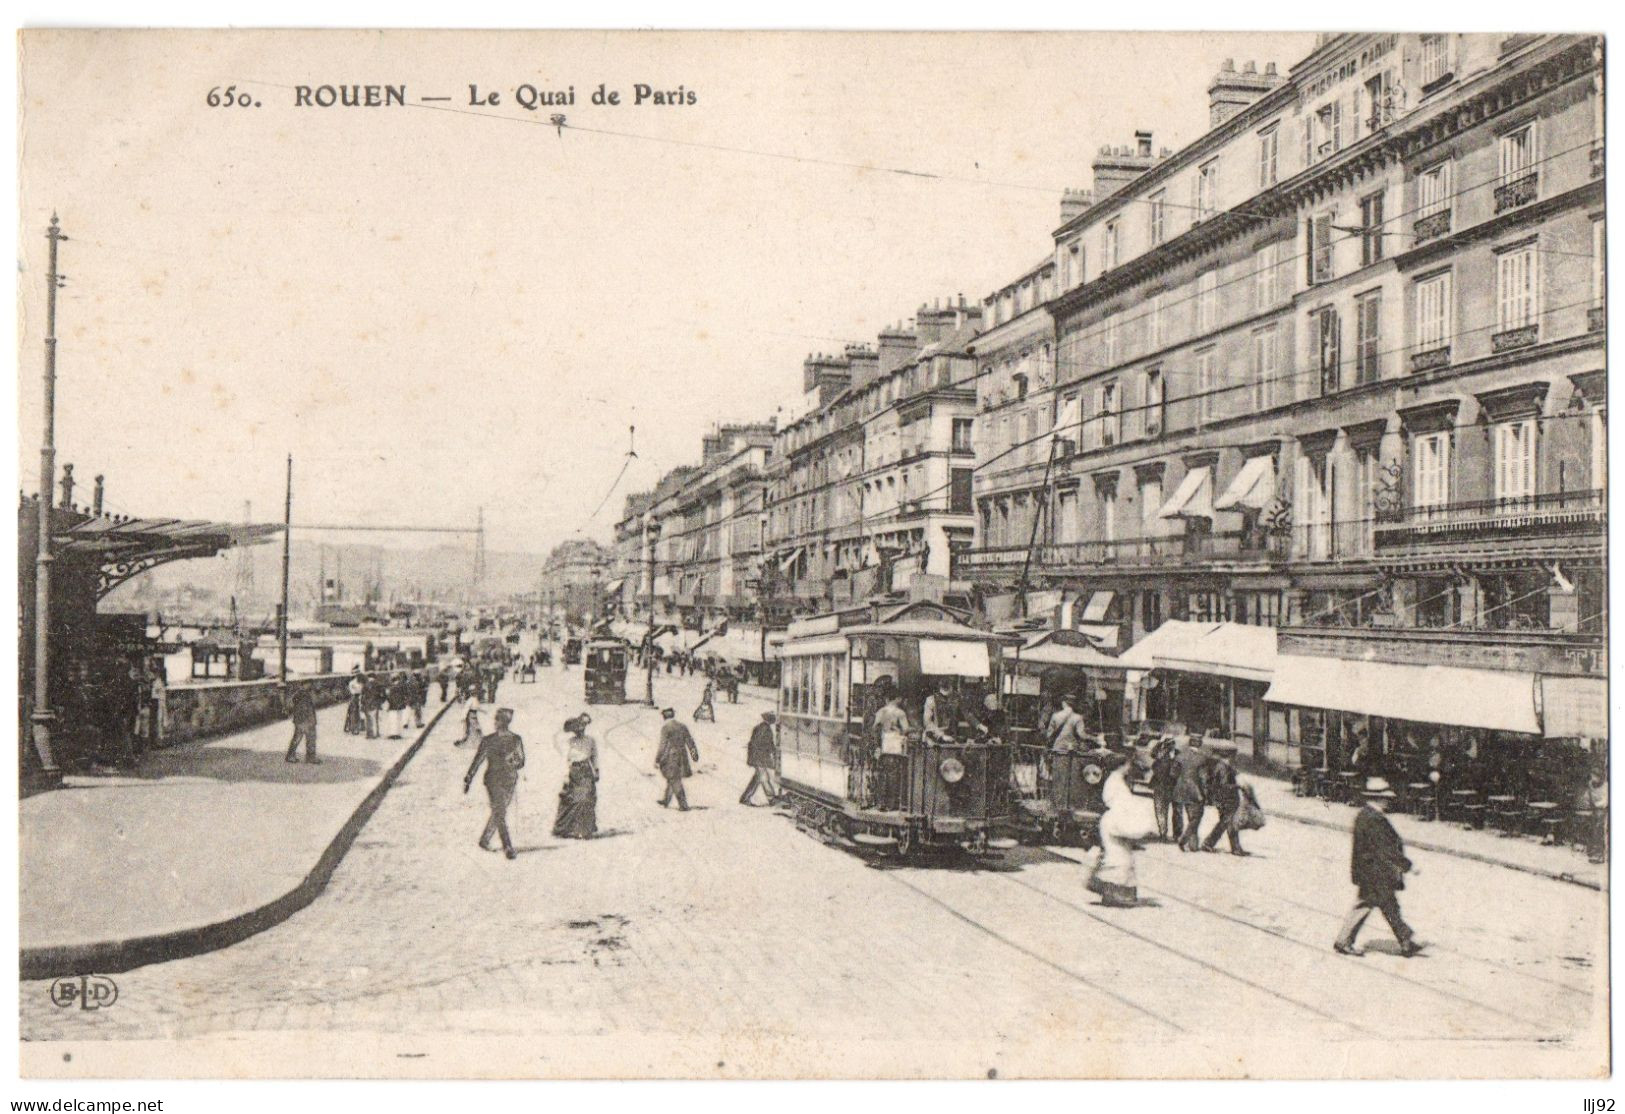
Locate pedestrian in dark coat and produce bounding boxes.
[1174,745,1207,851]
[386,673,410,738]
[739,711,780,805]
[1201,752,1247,855]
[284,684,320,764]
[1149,739,1183,842]
[437,667,451,703]
[1334,778,1423,956]
[411,670,428,727]
[655,708,700,810]
[464,707,525,859]
[363,673,385,738]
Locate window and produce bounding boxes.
[1251,326,1277,410]
[1255,240,1282,308]
[949,468,974,514]
[1365,70,1394,130]
[1593,218,1606,308]
[1195,346,1217,422]
[1295,453,1336,559]
[1104,220,1120,270]
[1592,407,1607,490]
[1143,368,1165,436]
[1100,380,1120,446]
[1500,124,1535,182]
[1493,419,1536,504]
[1496,244,1539,332]
[1412,431,1451,510]
[1149,190,1166,245]
[1103,315,1119,366]
[1195,159,1219,220]
[1314,307,1341,394]
[1197,270,1219,331]
[1148,291,1166,348]
[1353,446,1379,555]
[1315,101,1343,157]
[1415,271,1452,354]
[1100,485,1117,543]
[1360,191,1385,266]
[1140,477,1163,529]
[1070,243,1085,287]
[952,417,973,453]
[1258,125,1279,187]
[1418,161,1451,218]
[1308,212,1334,283]
[1355,291,1381,384]
[1420,34,1449,87]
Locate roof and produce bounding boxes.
[1013,641,1122,669]
[838,618,1021,644]
[51,510,282,558]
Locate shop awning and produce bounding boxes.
[1264,654,1541,735]
[1081,590,1115,622]
[1015,642,1122,670]
[602,578,626,595]
[779,547,804,573]
[1117,620,1222,671]
[1156,622,1278,683]
[1213,455,1276,512]
[919,639,991,678]
[1540,675,1608,739]
[1157,466,1213,519]
[1075,622,1119,650]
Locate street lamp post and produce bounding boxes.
[29,216,68,788]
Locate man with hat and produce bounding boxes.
[1200,743,1248,856]
[1334,777,1424,957]
[283,682,321,765]
[739,710,780,806]
[655,707,700,810]
[464,706,525,859]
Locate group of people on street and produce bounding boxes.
[342,667,433,740]
[1144,735,1256,856]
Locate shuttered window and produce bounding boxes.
[1496,245,1539,331]
[1308,213,1334,283]
[1412,432,1451,510]
[1493,419,1536,503]
[1355,291,1381,384]
[1415,272,1451,352]
[1418,162,1451,217]
[1315,308,1341,394]
[1197,270,1219,331]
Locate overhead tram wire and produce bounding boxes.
[639,292,1605,552]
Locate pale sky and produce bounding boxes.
[18,29,1316,554]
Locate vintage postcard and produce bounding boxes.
[13,28,1609,1081]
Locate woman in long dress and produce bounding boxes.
[1089,753,1148,908]
[343,670,366,735]
[553,714,599,839]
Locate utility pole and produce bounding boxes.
[29,215,68,787]
[1015,437,1059,620]
[278,454,292,683]
[472,505,488,604]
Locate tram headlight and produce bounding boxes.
[939,757,966,784]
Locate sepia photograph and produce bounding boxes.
[9,22,1612,1087]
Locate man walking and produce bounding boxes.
[284,683,321,764]
[1334,777,1424,957]
[386,672,410,738]
[411,669,428,728]
[655,707,700,810]
[1175,742,1208,852]
[1150,738,1183,843]
[740,710,780,806]
[464,707,525,860]
[1201,748,1248,855]
[437,665,451,704]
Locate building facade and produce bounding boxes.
[955,33,1605,768]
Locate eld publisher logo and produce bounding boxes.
[49,975,119,1010]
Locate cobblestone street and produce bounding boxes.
[21,665,1608,1078]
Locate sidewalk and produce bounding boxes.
[20,695,454,979]
[1247,775,1606,891]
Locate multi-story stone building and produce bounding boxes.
[539,537,611,625]
[957,33,1605,774]
[764,300,982,617]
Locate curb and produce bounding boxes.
[1263,804,1605,892]
[20,699,457,981]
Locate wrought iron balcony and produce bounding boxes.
[1493,173,1538,213]
[952,528,1289,576]
[1413,209,1452,244]
[1374,489,1605,549]
[1290,521,1378,562]
[1490,324,1540,353]
[1410,345,1451,373]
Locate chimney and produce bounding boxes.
[915,300,956,346]
[92,475,105,516]
[1208,58,1283,127]
[877,322,917,376]
[1060,186,1094,224]
[845,342,880,389]
[1091,134,1163,198]
[802,351,851,403]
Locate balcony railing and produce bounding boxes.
[1413,209,1452,244]
[1410,345,1451,373]
[952,528,1289,575]
[1290,521,1378,562]
[1375,489,1606,547]
[1493,172,1538,213]
[1490,323,1539,353]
